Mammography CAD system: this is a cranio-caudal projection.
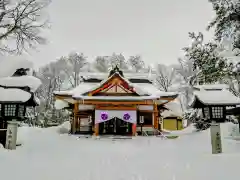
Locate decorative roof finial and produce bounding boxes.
[108,65,124,77]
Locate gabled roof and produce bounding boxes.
[54,74,178,98]
[54,69,178,102]
[84,72,136,96]
[189,89,240,108]
[79,72,156,81]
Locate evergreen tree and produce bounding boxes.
[183,109,211,131]
[208,0,240,52]
[183,32,228,84]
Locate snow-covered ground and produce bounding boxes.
[1,123,240,180]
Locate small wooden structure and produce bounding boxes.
[161,99,183,130]
[0,68,40,146]
[163,116,183,131]
[189,88,240,122]
[54,66,178,136]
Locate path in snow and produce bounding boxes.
[0,124,240,180]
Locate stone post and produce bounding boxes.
[5,120,18,150]
[210,122,222,154]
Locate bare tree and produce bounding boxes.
[36,61,64,108]
[155,64,175,92]
[174,57,199,109]
[109,53,129,70]
[175,57,198,86]
[93,56,110,72]
[128,55,145,72]
[58,52,88,88]
[0,0,50,54]
[35,60,65,126]
[93,53,129,72]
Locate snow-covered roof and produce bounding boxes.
[79,72,157,81]
[0,87,31,102]
[189,89,240,107]
[194,84,229,91]
[54,80,177,98]
[54,83,98,96]
[0,76,41,92]
[132,83,177,97]
[0,58,33,78]
[161,99,183,118]
[54,71,178,103]
[72,95,161,101]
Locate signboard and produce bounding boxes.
[5,121,18,150]
[140,116,144,124]
[210,123,222,154]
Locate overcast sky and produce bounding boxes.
[24,0,215,68]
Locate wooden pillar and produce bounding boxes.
[132,123,136,136]
[153,103,158,130]
[72,102,79,134]
[94,123,99,136]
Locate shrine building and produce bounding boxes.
[53,66,178,136]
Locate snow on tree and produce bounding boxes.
[208,0,240,53]
[183,32,228,84]
[0,0,50,54]
[128,55,145,72]
[35,60,67,126]
[93,56,110,72]
[155,64,176,92]
[58,52,89,88]
[174,57,198,109]
[93,53,130,72]
[183,109,211,131]
[206,0,240,96]
[109,53,129,70]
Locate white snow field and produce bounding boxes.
[1,123,240,180]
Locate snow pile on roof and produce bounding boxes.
[55,72,178,98]
[54,83,98,96]
[0,58,41,104]
[0,88,31,102]
[72,95,161,100]
[162,99,183,117]
[79,72,157,80]
[132,83,177,97]
[54,100,69,110]
[194,84,229,90]
[193,89,240,105]
[0,76,41,92]
[0,58,33,78]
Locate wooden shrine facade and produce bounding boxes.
[54,66,178,136]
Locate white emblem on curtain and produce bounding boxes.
[95,110,137,124]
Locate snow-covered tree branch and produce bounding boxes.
[128,55,145,72]
[58,52,88,88]
[0,0,50,54]
[155,64,175,92]
[183,32,228,84]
